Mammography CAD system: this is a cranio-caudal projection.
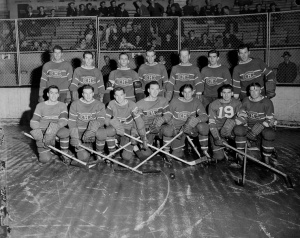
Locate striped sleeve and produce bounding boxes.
[30,103,42,129]
[69,68,80,92]
[67,63,73,82]
[160,64,169,87]
[106,102,114,118]
[39,64,48,96]
[96,69,105,95]
[58,103,68,128]
[166,66,175,92]
[68,102,78,128]
[208,103,217,128]
[96,103,106,127]
[223,66,232,85]
[232,66,241,95]
[195,68,204,95]
[196,101,208,122]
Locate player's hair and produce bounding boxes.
[119,52,129,59]
[113,87,125,94]
[179,48,190,55]
[238,43,250,52]
[220,84,233,92]
[148,81,160,88]
[249,82,262,89]
[146,48,156,56]
[52,45,63,52]
[82,84,94,92]
[83,51,94,59]
[48,85,59,93]
[181,84,194,92]
[208,49,219,57]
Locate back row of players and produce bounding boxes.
[30,45,277,167]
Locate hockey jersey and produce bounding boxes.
[70,66,105,95]
[39,60,73,96]
[108,68,139,100]
[30,101,68,130]
[208,98,242,129]
[68,98,106,132]
[232,58,275,98]
[239,96,274,127]
[166,64,203,97]
[201,65,232,98]
[106,99,141,130]
[165,97,208,129]
[136,97,169,126]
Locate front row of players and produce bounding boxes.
[30,81,276,168]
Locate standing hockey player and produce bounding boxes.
[68,85,107,162]
[160,84,210,160]
[107,53,140,102]
[97,87,147,161]
[165,49,203,102]
[39,45,73,103]
[232,82,276,166]
[137,49,168,100]
[30,85,70,163]
[232,44,276,100]
[136,81,170,159]
[208,84,242,161]
[201,50,232,109]
[70,51,105,102]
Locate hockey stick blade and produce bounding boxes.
[284,175,294,189]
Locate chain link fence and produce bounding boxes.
[0,12,299,87]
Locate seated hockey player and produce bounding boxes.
[136,81,169,159]
[30,85,70,163]
[97,87,148,162]
[232,82,277,167]
[159,84,210,161]
[68,84,107,162]
[106,52,141,102]
[69,51,105,102]
[208,84,242,161]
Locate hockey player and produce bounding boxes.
[136,81,169,159]
[232,44,276,100]
[201,50,232,109]
[106,53,141,102]
[158,84,210,159]
[165,48,203,102]
[137,49,168,100]
[69,51,105,102]
[39,45,73,103]
[232,82,276,166]
[208,84,242,161]
[68,85,107,162]
[97,87,147,161]
[30,85,70,163]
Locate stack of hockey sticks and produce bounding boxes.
[223,142,293,188]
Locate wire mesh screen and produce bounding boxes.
[180,13,268,50]
[98,17,179,52]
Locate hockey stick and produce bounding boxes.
[186,136,210,164]
[23,132,93,167]
[223,142,293,188]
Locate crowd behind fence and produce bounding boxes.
[0,11,300,87]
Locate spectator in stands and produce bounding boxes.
[166,0,182,16]
[223,29,241,49]
[134,0,150,16]
[66,2,77,16]
[240,4,252,14]
[20,40,31,51]
[134,35,144,49]
[120,26,130,42]
[200,0,215,16]
[73,38,88,50]
[37,6,47,18]
[50,9,56,17]
[134,7,141,17]
[277,51,298,83]
[222,6,230,15]
[253,4,265,13]
[23,5,35,18]
[268,2,280,12]
[28,20,42,36]
[184,30,200,49]
[78,4,86,16]
[149,37,161,51]
[159,12,175,37]
[158,55,166,65]
[98,1,108,17]
[31,41,41,51]
[119,37,136,50]
[214,34,223,48]
[18,21,27,39]
[148,0,164,16]
[161,33,177,50]
[214,3,223,15]
[116,3,129,17]
[105,23,117,42]
[108,34,120,49]
[183,0,195,16]
[84,23,96,48]
[86,3,97,16]
[108,0,118,17]
[101,41,108,50]
[40,41,49,51]
[199,32,213,49]
[98,25,106,42]
[193,5,201,16]
[129,23,141,43]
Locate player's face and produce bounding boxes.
[238,48,250,62]
[249,86,261,99]
[82,88,94,102]
[148,84,160,98]
[208,53,219,66]
[114,90,126,104]
[84,54,94,67]
[47,88,59,102]
[221,89,233,101]
[53,49,62,61]
[146,51,156,64]
[119,55,129,67]
[180,50,190,64]
[183,87,194,100]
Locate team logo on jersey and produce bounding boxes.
[177,111,191,121]
[205,77,222,86]
[144,74,161,82]
[78,113,95,121]
[144,108,161,117]
[82,76,96,84]
[176,73,194,81]
[241,70,262,81]
[115,77,132,86]
[247,111,262,119]
[47,69,66,78]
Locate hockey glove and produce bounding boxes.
[82,120,102,143]
[150,117,165,134]
[183,116,199,134]
[110,118,125,136]
[43,123,60,146]
[247,123,264,141]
